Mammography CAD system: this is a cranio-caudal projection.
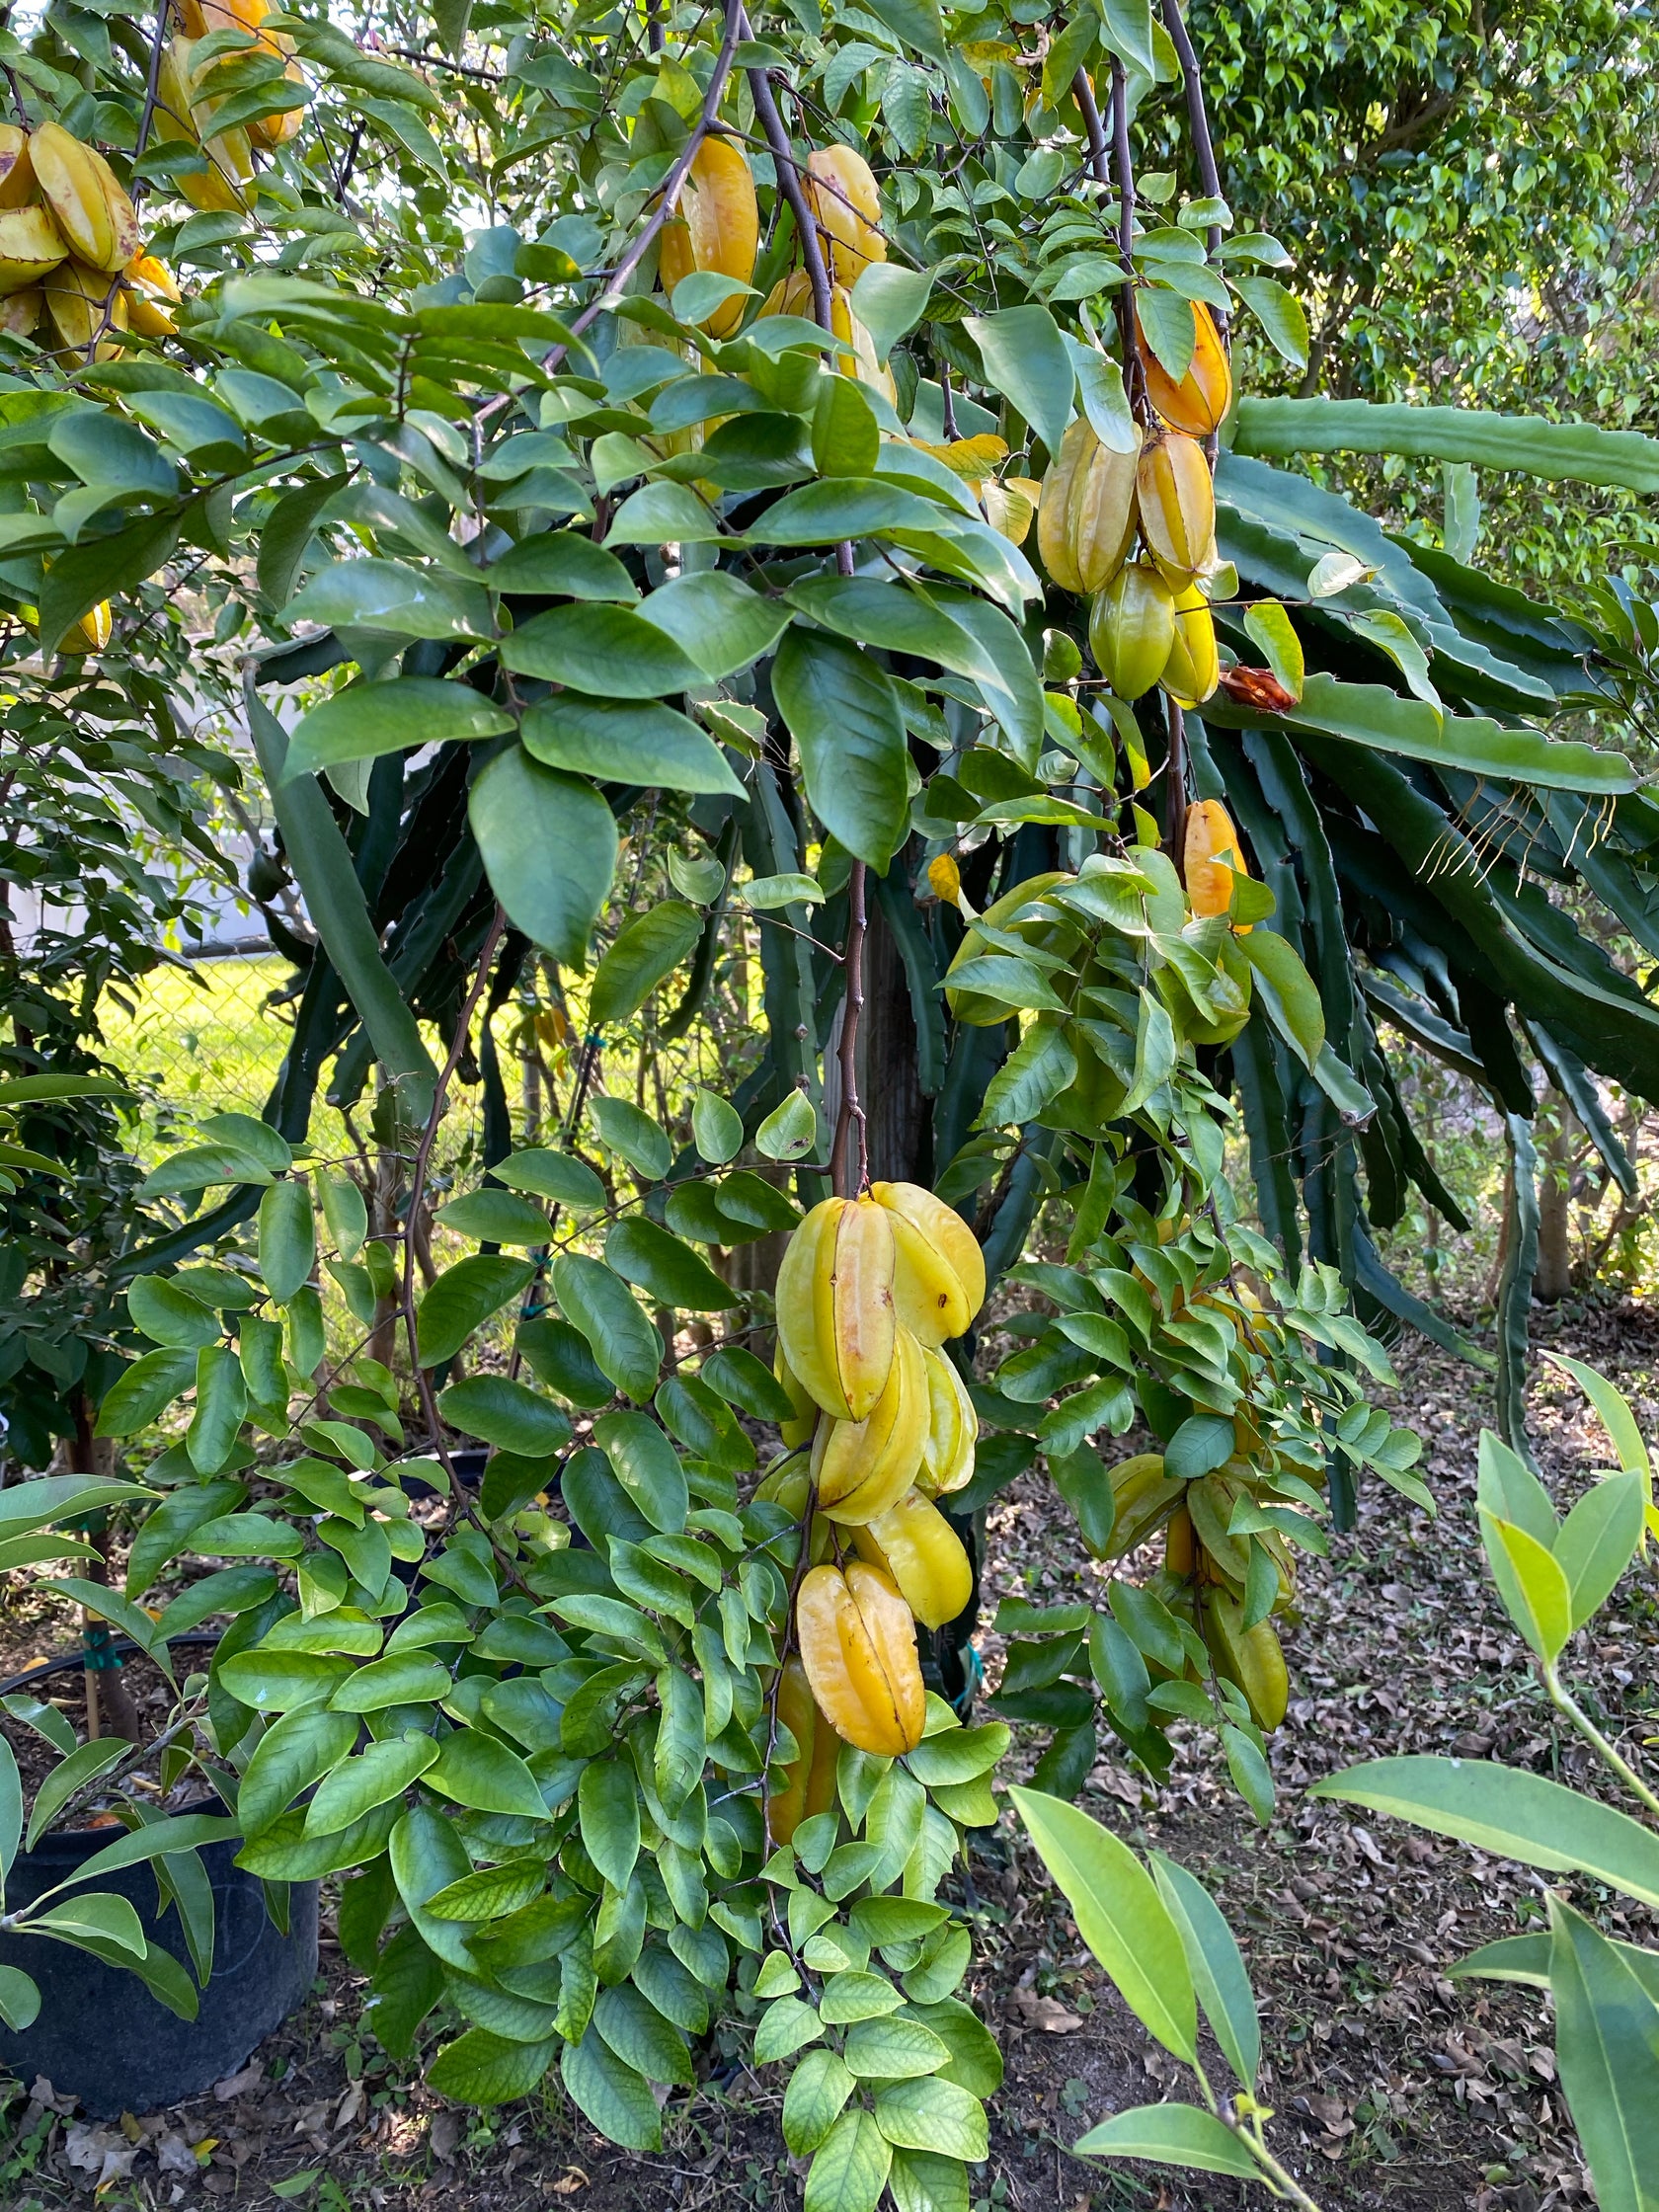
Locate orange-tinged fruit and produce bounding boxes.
[60,600,113,654]
[805,144,885,285]
[767,1654,840,1843]
[796,1560,925,1755]
[658,134,757,338]
[927,853,962,908]
[850,1487,973,1629]
[1138,300,1232,437]
[1137,429,1215,589]
[1184,797,1249,923]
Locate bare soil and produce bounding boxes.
[5,1301,1657,2212]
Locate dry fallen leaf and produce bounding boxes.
[213,2060,263,2103]
[549,2167,591,2195]
[1015,1989,1083,2032]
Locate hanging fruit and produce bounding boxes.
[1137,299,1233,437]
[774,1194,899,1423]
[805,144,886,284]
[1161,585,1220,706]
[1137,429,1217,590]
[29,122,139,275]
[766,1655,842,1844]
[811,1323,929,1525]
[796,1560,926,1755]
[850,1488,973,1629]
[1184,797,1250,922]
[658,135,758,337]
[1037,418,1139,594]
[1089,560,1175,699]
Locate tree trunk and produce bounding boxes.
[1535,1092,1574,1303]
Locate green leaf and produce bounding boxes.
[851,266,934,363]
[238,1706,360,1837]
[329,1653,451,1712]
[27,1891,147,1959]
[593,1410,688,1533]
[284,559,492,642]
[1555,1474,1644,1630]
[0,1737,19,1877]
[1481,1512,1572,1663]
[1072,2102,1259,2176]
[1310,1756,1659,1906]
[606,480,725,545]
[804,2107,892,2212]
[0,1965,40,2031]
[591,903,705,1029]
[217,1649,354,1715]
[428,2027,557,2104]
[522,695,744,797]
[785,2046,857,2153]
[95,1346,198,1436]
[551,1254,663,1402]
[1545,1355,1652,1479]
[1548,1896,1659,2212]
[1241,929,1325,1068]
[425,1858,547,1922]
[755,1090,820,1161]
[304,1736,438,1837]
[1232,396,1659,494]
[258,1180,315,1304]
[756,1993,825,2062]
[501,601,704,696]
[282,677,514,779]
[139,1141,275,1196]
[26,1740,126,1853]
[590,1096,672,1178]
[428,1731,547,1820]
[485,530,637,600]
[127,1273,219,1349]
[434,1188,552,1244]
[495,1148,605,1209]
[1230,276,1308,368]
[842,2016,952,2080]
[189,1344,249,1475]
[437,1376,572,1455]
[1009,1786,1196,2061]
[637,571,793,682]
[772,629,908,869]
[606,1219,738,1311]
[469,747,618,964]
[1241,600,1304,700]
[814,376,881,478]
[38,509,180,658]
[561,2024,663,2150]
[691,1090,744,1164]
[594,1984,694,2085]
[873,2077,988,2161]
[763,477,944,545]
[965,306,1073,460]
[1148,1852,1259,2089]
[862,0,946,61]
[978,1021,1076,1126]
[577,1757,641,1890]
[416,1255,536,1367]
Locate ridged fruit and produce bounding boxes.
[850,1487,972,1629]
[251,56,307,149]
[31,123,138,276]
[42,257,126,359]
[0,123,34,208]
[1202,1591,1289,1729]
[58,600,112,654]
[123,253,180,338]
[1137,430,1216,589]
[155,38,253,213]
[1089,561,1175,699]
[774,1194,897,1422]
[1104,1453,1184,1558]
[796,1560,926,1755]
[805,144,885,285]
[1138,301,1232,437]
[871,1179,984,1343]
[1161,586,1220,705]
[813,1323,927,1525]
[0,284,40,337]
[916,1345,976,1498]
[757,269,895,404]
[0,204,66,295]
[1037,418,1138,594]
[772,1345,819,1448]
[767,1654,841,1844]
[1184,796,1250,926]
[659,135,757,338]
[1164,1500,1196,1577]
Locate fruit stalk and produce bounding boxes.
[1158,0,1228,344]
[831,858,868,1198]
[1106,60,1151,427]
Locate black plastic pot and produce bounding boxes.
[0,1820,317,2116]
